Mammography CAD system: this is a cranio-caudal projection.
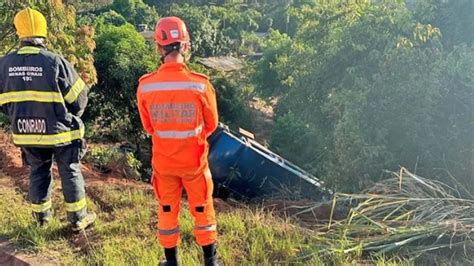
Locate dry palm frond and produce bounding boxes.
[299,168,473,263]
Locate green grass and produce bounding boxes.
[0,172,419,265]
[0,176,327,265]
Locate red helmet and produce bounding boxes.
[155,16,190,46]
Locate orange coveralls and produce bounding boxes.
[137,62,218,248]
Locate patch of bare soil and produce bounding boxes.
[0,132,148,194]
[0,239,58,266]
[213,198,238,213]
[0,133,29,191]
[262,199,346,229]
[70,228,99,255]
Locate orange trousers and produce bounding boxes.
[152,168,217,248]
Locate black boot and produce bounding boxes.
[159,247,179,266]
[71,211,97,232]
[202,243,219,266]
[32,209,53,227]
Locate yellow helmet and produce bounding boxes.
[14,8,47,39]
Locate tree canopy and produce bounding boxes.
[257,1,473,192]
[1,0,97,85]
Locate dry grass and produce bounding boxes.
[295,168,473,264]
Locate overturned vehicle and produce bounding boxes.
[208,124,332,201]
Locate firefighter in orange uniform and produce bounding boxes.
[136,17,219,266]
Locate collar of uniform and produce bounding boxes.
[159,62,188,71]
[17,46,42,55]
[19,41,46,49]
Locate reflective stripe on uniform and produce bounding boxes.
[12,126,85,146]
[155,124,203,139]
[65,198,87,212]
[141,82,206,93]
[17,46,41,55]
[204,168,212,178]
[64,78,87,103]
[159,226,180,236]
[0,90,64,105]
[31,199,52,213]
[194,224,216,231]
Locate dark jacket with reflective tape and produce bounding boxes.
[0,45,88,147]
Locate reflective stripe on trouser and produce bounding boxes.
[153,168,217,248]
[24,147,55,215]
[22,141,87,223]
[159,226,180,236]
[31,199,52,213]
[65,198,87,212]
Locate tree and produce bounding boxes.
[145,0,209,10]
[80,10,128,32]
[252,30,292,97]
[209,4,262,39]
[166,3,231,57]
[211,74,253,129]
[434,45,474,194]
[413,0,474,48]
[64,0,113,12]
[111,0,158,27]
[266,1,473,193]
[87,23,158,150]
[0,1,23,54]
[257,0,315,36]
[0,0,97,85]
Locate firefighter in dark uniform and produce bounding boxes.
[0,8,96,231]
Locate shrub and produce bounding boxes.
[84,145,142,180]
[0,113,9,127]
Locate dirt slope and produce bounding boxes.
[0,133,148,192]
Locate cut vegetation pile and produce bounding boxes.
[298,168,474,264]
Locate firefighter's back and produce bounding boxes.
[137,62,215,176]
[0,46,85,147]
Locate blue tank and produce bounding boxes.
[208,124,332,201]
